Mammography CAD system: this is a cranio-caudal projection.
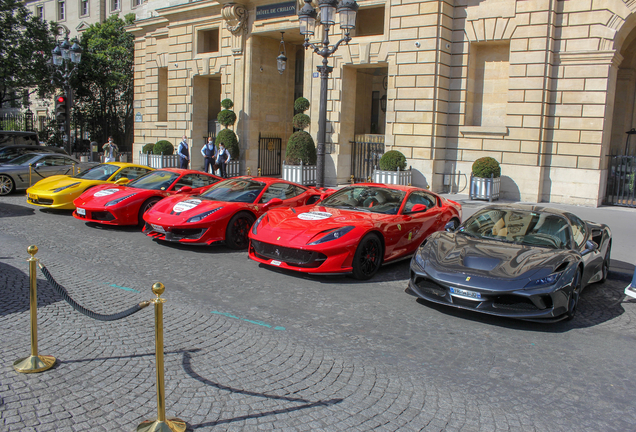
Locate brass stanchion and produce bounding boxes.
[13,246,56,373]
[350,175,354,184]
[72,163,76,176]
[29,163,32,187]
[247,167,251,176]
[367,176,372,183]
[258,167,262,176]
[136,283,186,432]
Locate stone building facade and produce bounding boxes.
[130,0,636,206]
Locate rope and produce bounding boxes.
[38,263,150,321]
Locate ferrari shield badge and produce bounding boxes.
[466,276,471,281]
[398,224,402,231]
[408,232,412,240]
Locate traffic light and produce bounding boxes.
[55,94,67,125]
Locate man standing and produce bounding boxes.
[201,137,216,173]
[102,136,119,162]
[178,135,189,169]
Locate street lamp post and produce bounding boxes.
[51,33,82,154]
[298,0,358,188]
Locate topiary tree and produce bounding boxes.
[142,143,154,154]
[285,131,317,165]
[472,156,501,178]
[215,98,240,159]
[153,140,174,155]
[379,150,407,171]
[285,97,315,165]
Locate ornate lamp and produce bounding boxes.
[277,32,287,74]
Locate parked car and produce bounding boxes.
[26,163,153,209]
[248,184,462,280]
[73,168,222,226]
[0,144,68,164]
[0,130,39,146]
[408,205,612,322]
[0,153,92,196]
[143,177,327,249]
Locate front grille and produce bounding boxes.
[251,240,327,268]
[164,229,205,241]
[414,277,446,298]
[91,211,115,221]
[493,295,540,311]
[451,297,481,308]
[30,197,53,205]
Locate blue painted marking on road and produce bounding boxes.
[86,279,140,293]
[211,311,285,330]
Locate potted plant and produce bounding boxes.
[372,150,412,185]
[215,98,240,176]
[140,140,178,168]
[469,156,501,201]
[283,97,317,185]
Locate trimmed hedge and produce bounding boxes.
[217,110,237,128]
[292,113,311,130]
[379,150,407,171]
[294,97,310,113]
[221,98,234,110]
[142,143,154,154]
[285,131,316,165]
[153,140,174,155]
[215,128,240,160]
[472,156,501,178]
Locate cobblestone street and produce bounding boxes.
[1,195,636,431]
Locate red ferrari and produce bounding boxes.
[72,169,222,226]
[142,177,327,249]
[248,184,462,280]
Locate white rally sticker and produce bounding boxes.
[173,199,201,213]
[94,188,119,197]
[297,211,333,221]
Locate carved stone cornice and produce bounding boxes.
[222,3,248,35]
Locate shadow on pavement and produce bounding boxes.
[0,261,63,317]
[0,203,35,218]
[414,277,629,332]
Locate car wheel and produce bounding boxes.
[566,268,582,321]
[0,174,15,196]
[225,212,255,250]
[352,233,383,280]
[600,243,611,283]
[138,198,161,226]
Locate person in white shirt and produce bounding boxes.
[201,137,217,173]
[102,137,118,162]
[216,142,231,178]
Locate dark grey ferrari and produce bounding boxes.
[408,205,612,322]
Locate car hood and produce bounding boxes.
[257,206,382,245]
[75,184,141,206]
[29,175,82,191]
[144,195,231,225]
[418,232,575,287]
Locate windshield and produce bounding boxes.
[128,170,178,190]
[199,178,265,203]
[73,164,118,181]
[458,208,571,249]
[320,186,406,214]
[3,154,39,165]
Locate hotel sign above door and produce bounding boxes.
[255,1,296,20]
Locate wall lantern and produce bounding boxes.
[277,32,287,74]
[380,94,387,112]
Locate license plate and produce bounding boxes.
[152,224,166,233]
[29,194,37,201]
[76,208,86,215]
[450,287,482,300]
[270,260,282,266]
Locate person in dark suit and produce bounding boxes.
[178,136,189,169]
[201,137,216,173]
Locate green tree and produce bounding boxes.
[72,15,134,149]
[0,0,55,107]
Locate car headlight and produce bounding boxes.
[186,207,221,223]
[525,271,563,288]
[308,226,355,245]
[252,213,267,235]
[52,182,80,193]
[105,194,135,207]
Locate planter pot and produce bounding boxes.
[372,168,412,185]
[219,160,240,177]
[469,174,501,201]
[138,152,179,169]
[282,161,316,186]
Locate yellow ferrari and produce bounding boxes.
[26,162,153,210]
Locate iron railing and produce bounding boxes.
[351,134,384,182]
[605,155,636,207]
[258,133,282,176]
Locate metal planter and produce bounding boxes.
[372,167,412,185]
[282,161,317,186]
[469,174,500,201]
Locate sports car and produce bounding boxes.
[26,162,153,210]
[72,168,222,226]
[408,205,612,322]
[143,176,327,249]
[248,184,462,280]
[0,153,93,196]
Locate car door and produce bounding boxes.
[259,183,305,209]
[394,191,442,257]
[47,156,77,175]
[567,213,602,283]
[31,155,63,179]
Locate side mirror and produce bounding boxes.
[114,177,129,185]
[409,204,427,213]
[34,162,45,168]
[445,221,457,232]
[177,186,193,193]
[263,197,283,209]
[582,239,598,255]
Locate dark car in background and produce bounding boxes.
[0,131,39,146]
[0,145,68,164]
